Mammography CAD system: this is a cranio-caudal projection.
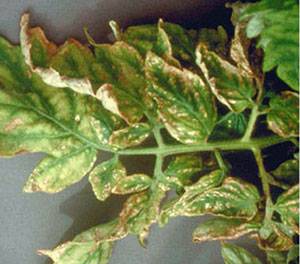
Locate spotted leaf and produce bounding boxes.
[112,174,152,195]
[109,123,152,149]
[89,157,126,201]
[267,91,299,138]
[145,52,216,144]
[193,216,261,243]
[196,44,256,113]
[275,185,299,232]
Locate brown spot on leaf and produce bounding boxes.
[4,118,24,132]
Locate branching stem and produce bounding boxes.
[242,104,260,142]
[117,136,286,156]
[252,147,273,220]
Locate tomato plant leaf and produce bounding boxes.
[221,243,262,264]
[112,174,152,195]
[196,44,256,112]
[275,185,299,232]
[267,91,299,138]
[109,123,152,149]
[146,52,216,144]
[240,0,299,90]
[193,217,261,243]
[164,154,203,187]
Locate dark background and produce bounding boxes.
[0,1,265,263]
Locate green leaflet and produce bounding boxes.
[159,170,224,224]
[93,42,147,123]
[22,15,148,124]
[196,44,256,113]
[267,92,299,138]
[24,147,97,193]
[266,251,287,264]
[109,123,152,149]
[112,174,152,195]
[164,154,203,187]
[198,26,228,56]
[271,158,299,185]
[209,112,247,140]
[240,0,299,90]
[221,243,262,264]
[89,157,126,201]
[40,220,117,264]
[111,186,166,244]
[163,175,260,220]
[255,221,294,251]
[287,245,299,263]
[192,217,261,243]
[275,185,299,232]
[146,52,216,144]
[122,22,196,64]
[0,37,120,193]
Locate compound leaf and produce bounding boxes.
[0,37,119,193]
[146,52,216,144]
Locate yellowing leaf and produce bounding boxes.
[109,123,152,149]
[267,91,299,138]
[112,174,152,195]
[93,41,147,123]
[160,170,224,224]
[145,52,216,144]
[163,174,260,221]
[111,187,166,244]
[221,243,262,264]
[40,220,118,264]
[89,157,126,201]
[193,217,261,243]
[196,45,256,113]
[24,147,96,193]
[0,37,119,193]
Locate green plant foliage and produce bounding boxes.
[221,243,262,264]
[0,0,298,263]
[239,0,299,90]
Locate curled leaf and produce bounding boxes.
[196,44,256,113]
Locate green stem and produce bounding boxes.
[214,150,227,173]
[252,147,273,220]
[242,104,260,142]
[117,136,286,156]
